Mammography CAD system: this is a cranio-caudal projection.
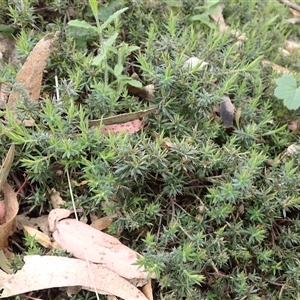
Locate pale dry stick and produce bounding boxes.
[238,287,253,300]
[155,215,163,244]
[278,0,300,13]
[169,196,176,224]
[54,75,59,104]
[178,224,192,240]
[66,169,101,300]
[174,202,194,217]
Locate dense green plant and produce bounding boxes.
[2,0,300,299]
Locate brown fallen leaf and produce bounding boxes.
[48,210,156,280]
[0,183,18,249]
[0,145,15,191]
[0,33,18,67]
[0,83,10,108]
[90,214,119,231]
[127,73,155,100]
[0,255,148,299]
[23,225,59,249]
[280,142,300,159]
[7,32,59,108]
[66,286,82,297]
[284,40,300,52]
[288,120,300,133]
[141,279,154,300]
[50,188,66,209]
[0,249,13,274]
[0,201,5,224]
[152,131,174,149]
[16,214,50,236]
[127,83,155,100]
[290,7,300,17]
[261,60,290,74]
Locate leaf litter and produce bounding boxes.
[0,183,18,250]
[49,208,156,281]
[0,255,148,300]
[7,32,60,108]
[0,146,18,250]
[1,208,155,299]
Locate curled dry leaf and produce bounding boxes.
[88,106,157,127]
[0,145,15,191]
[183,57,208,70]
[288,120,300,133]
[280,143,300,159]
[0,255,148,300]
[152,131,174,150]
[0,183,18,249]
[141,279,154,300]
[127,73,155,100]
[50,188,66,209]
[23,225,59,249]
[127,83,155,100]
[286,143,300,156]
[218,96,235,129]
[66,286,82,297]
[16,214,50,236]
[0,249,13,274]
[0,33,19,67]
[7,32,59,108]
[90,214,119,231]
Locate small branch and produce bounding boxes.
[278,0,300,13]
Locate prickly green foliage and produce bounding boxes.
[1,0,300,299]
